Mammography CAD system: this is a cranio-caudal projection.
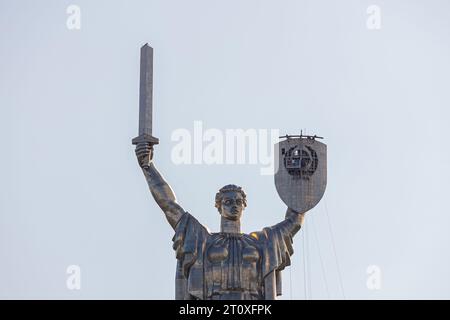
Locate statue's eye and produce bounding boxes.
[236,200,243,206]
[224,200,232,205]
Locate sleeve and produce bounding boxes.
[251,214,301,298]
[172,212,210,300]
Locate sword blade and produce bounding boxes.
[132,43,159,145]
[139,43,153,136]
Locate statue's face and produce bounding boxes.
[220,191,245,221]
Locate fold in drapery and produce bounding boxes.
[172,212,298,300]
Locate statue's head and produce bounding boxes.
[215,184,247,221]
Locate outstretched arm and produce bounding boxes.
[284,207,305,237]
[261,208,305,299]
[135,142,185,229]
[270,207,305,238]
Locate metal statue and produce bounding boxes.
[133,44,327,300]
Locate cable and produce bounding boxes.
[306,221,312,298]
[302,225,307,299]
[289,260,293,299]
[311,213,331,299]
[324,198,346,299]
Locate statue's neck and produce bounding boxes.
[220,217,241,233]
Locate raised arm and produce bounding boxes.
[135,142,185,229]
[260,208,306,299]
[271,207,306,238]
[285,207,305,237]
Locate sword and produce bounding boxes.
[132,44,159,167]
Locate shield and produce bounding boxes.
[274,136,327,213]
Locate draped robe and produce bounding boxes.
[172,212,300,300]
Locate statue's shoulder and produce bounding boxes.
[246,231,268,243]
[176,211,211,235]
[247,223,283,243]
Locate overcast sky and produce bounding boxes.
[1,0,450,299]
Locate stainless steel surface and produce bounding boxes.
[132,45,327,300]
[132,43,159,147]
[274,136,327,213]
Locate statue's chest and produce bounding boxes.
[204,233,262,297]
[206,233,260,264]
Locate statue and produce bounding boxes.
[132,44,327,300]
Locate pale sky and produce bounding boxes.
[1,0,450,299]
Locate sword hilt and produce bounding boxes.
[132,133,159,146]
[132,133,159,169]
